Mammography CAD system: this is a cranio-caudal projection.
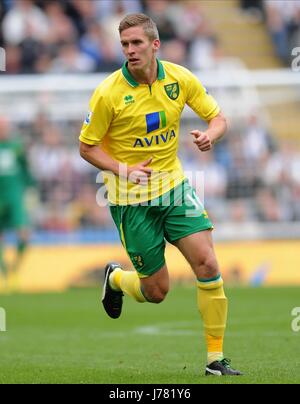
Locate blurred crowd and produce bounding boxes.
[1,113,300,233]
[181,114,300,224]
[1,0,300,233]
[0,0,221,74]
[240,0,300,65]
[1,0,300,74]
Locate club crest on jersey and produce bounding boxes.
[130,254,144,268]
[164,82,179,100]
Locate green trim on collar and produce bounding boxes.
[122,62,139,87]
[122,59,165,87]
[157,59,165,80]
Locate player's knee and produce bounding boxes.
[149,291,167,304]
[194,255,219,279]
[145,285,169,304]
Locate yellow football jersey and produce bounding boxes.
[80,60,220,205]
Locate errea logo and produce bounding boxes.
[124,95,135,105]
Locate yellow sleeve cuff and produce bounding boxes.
[79,134,102,146]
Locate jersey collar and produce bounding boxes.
[122,59,165,87]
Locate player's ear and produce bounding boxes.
[153,39,160,52]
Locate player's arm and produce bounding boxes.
[190,111,227,152]
[183,67,227,152]
[79,142,152,184]
[80,88,152,183]
[80,142,120,175]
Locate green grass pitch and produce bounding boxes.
[0,285,299,384]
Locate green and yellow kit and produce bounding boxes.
[80,60,219,275]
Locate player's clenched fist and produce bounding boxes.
[190,130,212,152]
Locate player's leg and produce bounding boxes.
[174,231,241,375]
[102,262,169,319]
[111,263,169,303]
[165,180,241,375]
[139,264,169,303]
[174,231,226,359]
[10,195,29,273]
[102,204,168,318]
[103,260,169,318]
[11,227,29,273]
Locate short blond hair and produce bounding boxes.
[118,13,159,41]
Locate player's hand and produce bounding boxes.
[190,130,213,152]
[127,157,153,185]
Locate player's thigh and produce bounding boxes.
[174,230,219,279]
[164,181,219,278]
[164,180,213,244]
[110,204,166,277]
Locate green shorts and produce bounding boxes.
[109,180,213,277]
[0,194,27,231]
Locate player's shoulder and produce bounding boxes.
[161,60,194,78]
[93,69,123,99]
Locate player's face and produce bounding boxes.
[120,26,160,72]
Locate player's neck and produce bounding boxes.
[128,58,158,86]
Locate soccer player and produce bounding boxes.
[0,117,32,289]
[79,13,241,376]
